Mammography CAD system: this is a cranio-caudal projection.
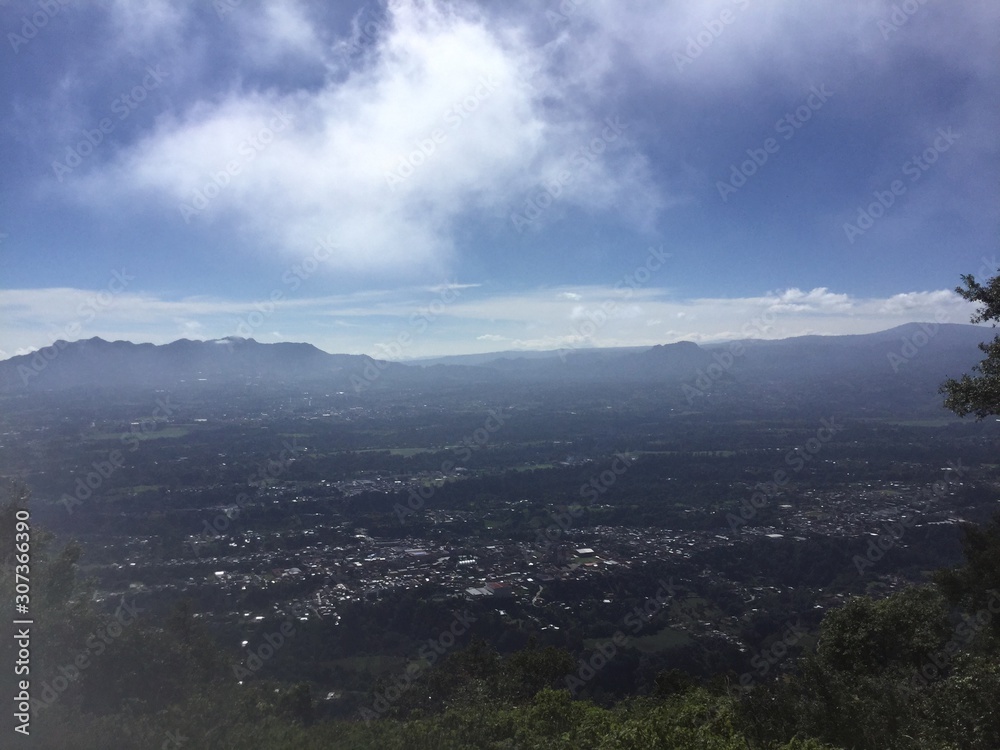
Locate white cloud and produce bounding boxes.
[1,284,978,359]
[233,2,325,65]
[765,287,853,314]
[74,0,663,276]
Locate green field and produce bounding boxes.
[86,426,192,441]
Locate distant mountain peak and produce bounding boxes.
[648,340,701,352]
[0,336,395,391]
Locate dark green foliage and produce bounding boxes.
[813,586,951,676]
[935,515,1000,637]
[940,273,1000,418]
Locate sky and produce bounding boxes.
[1,0,997,359]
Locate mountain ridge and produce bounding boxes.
[1,323,991,398]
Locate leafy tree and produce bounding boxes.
[935,515,1000,637]
[940,272,1000,418]
[814,586,951,676]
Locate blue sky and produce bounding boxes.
[1,0,997,358]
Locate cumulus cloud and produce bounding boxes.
[765,287,853,314]
[74,0,662,275]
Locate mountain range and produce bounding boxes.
[1,323,992,416]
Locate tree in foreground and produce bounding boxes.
[940,272,1000,418]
